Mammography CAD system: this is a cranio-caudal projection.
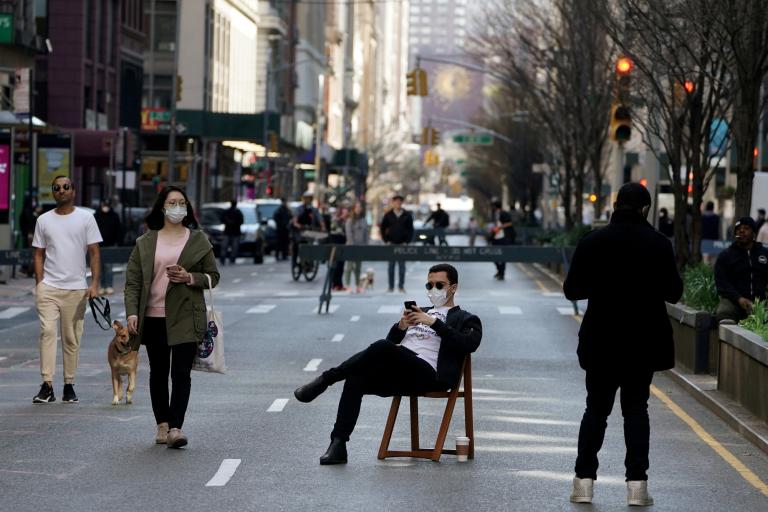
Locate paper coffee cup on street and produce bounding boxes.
[456,436,470,462]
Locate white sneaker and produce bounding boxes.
[627,480,654,506]
[570,477,593,503]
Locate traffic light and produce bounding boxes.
[421,127,440,146]
[406,68,428,96]
[268,131,279,153]
[616,56,633,103]
[176,75,183,102]
[610,102,631,142]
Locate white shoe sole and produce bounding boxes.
[628,499,654,506]
[570,496,592,504]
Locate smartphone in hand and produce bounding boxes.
[166,265,182,272]
[404,300,417,312]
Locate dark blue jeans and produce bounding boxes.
[388,260,406,289]
[575,368,654,481]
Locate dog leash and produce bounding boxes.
[89,296,113,331]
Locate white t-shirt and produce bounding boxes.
[400,306,450,371]
[32,208,103,290]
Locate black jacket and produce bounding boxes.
[426,209,450,229]
[385,305,482,386]
[273,205,293,232]
[563,209,683,372]
[380,209,414,244]
[714,241,768,303]
[94,210,123,247]
[222,207,244,236]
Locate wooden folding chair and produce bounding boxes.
[377,354,474,462]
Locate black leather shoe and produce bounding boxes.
[319,438,347,465]
[294,376,328,403]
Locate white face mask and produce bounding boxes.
[427,287,450,308]
[164,206,187,224]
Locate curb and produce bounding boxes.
[665,368,768,456]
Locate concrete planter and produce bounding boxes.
[666,303,718,375]
[718,325,768,424]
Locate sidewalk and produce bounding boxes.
[0,275,36,299]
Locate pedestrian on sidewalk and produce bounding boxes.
[344,202,369,293]
[220,200,244,265]
[32,176,103,404]
[425,202,450,246]
[294,263,481,465]
[124,186,220,449]
[272,197,293,261]
[94,199,123,295]
[380,194,414,293]
[564,182,683,506]
[714,217,768,324]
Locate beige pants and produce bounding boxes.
[36,282,88,384]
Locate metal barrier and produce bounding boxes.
[0,247,135,266]
[413,227,544,245]
[297,244,576,315]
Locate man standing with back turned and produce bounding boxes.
[564,183,682,507]
[32,176,103,404]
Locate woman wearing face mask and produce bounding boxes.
[292,263,482,465]
[124,186,220,449]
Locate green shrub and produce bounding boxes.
[551,224,593,247]
[681,263,718,314]
[739,299,768,342]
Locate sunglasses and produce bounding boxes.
[52,184,72,192]
[425,281,451,291]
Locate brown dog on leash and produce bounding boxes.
[107,320,138,405]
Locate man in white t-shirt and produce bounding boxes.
[294,263,482,465]
[32,176,102,404]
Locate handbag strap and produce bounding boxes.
[204,273,215,313]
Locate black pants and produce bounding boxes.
[575,368,654,481]
[143,317,197,429]
[276,229,290,261]
[491,239,510,277]
[322,340,446,442]
[388,260,406,289]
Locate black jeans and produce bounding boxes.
[575,368,654,481]
[276,229,290,261]
[322,340,446,442]
[143,317,197,430]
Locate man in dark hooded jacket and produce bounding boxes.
[564,182,683,506]
[714,216,768,324]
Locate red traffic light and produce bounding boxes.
[616,57,633,75]
[683,80,695,94]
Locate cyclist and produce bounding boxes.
[291,191,326,270]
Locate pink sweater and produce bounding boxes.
[146,230,190,318]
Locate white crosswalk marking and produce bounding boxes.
[331,334,345,342]
[377,305,402,314]
[232,278,242,284]
[350,315,360,322]
[303,358,322,372]
[0,307,30,319]
[498,306,522,315]
[543,292,564,297]
[205,459,242,487]
[267,399,289,412]
[558,307,576,315]
[250,272,259,277]
[312,304,340,314]
[247,305,276,314]
[276,291,299,297]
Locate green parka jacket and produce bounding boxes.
[124,229,220,350]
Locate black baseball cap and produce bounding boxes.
[616,182,652,210]
[735,216,757,232]
[392,194,404,201]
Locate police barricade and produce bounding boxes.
[700,240,729,256]
[0,247,135,266]
[412,227,543,245]
[298,244,575,315]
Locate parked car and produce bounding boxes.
[200,200,277,263]
[252,199,283,254]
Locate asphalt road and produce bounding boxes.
[1,246,768,511]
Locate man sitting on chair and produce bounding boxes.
[294,263,482,465]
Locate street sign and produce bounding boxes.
[452,133,494,145]
[0,14,12,44]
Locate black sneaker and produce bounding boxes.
[62,384,79,403]
[33,382,56,403]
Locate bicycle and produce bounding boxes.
[291,230,327,282]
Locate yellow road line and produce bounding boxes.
[650,385,768,497]
[568,314,768,497]
[516,263,551,293]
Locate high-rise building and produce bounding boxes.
[407,0,483,133]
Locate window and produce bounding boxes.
[154,13,176,52]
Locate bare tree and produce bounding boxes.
[715,0,768,217]
[601,0,732,267]
[475,0,615,230]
